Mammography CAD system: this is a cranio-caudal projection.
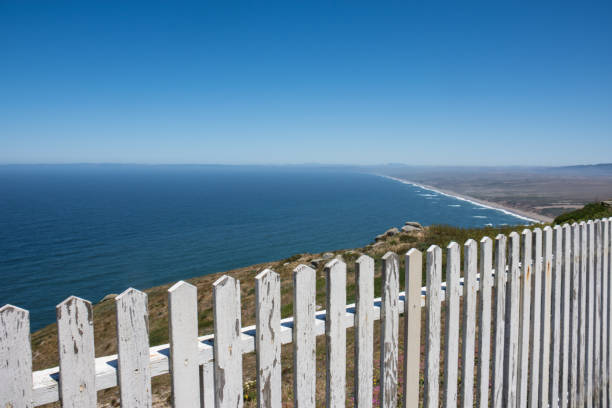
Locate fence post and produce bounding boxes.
[56,296,96,408]
[0,305,32,408]
[461,239,478,408]
[325,259,347,408]
[168,281,200,408]
[529,228,543,408]
[116,288,152,408]
[503,232,520,407]
[424,245,442,408]
[355,255,374,408]
[518,229,532,408]
[255,269,282,408]
[477,237,493,408]
[492,234,507,408]
[293,265,316,408]
[213,276,243,408]
[381,252,399,408]
[444,242,460,408]
[404,249,422,408]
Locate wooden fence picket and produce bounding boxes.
[444,242,461,408]
[595,220,603,406]
[293,265,316,408]
[404,249,422,408]
[213,276,244,408]
[492,234,507,408]
[529,228,543,408]
[579,222,588,405]
[325,259,347,408]
[608,217,612,407]
[477,237,493,408]
[381,252,400,408]
[116,288,152,408]
[168,281,199,408]
[540,226,553,407]
[424,245,442,408]
[569,223,580,408]
[0,305,32,408]
[561,224,572,408]
[461,239,478,408]
[517,229,532,408]
[587,220,595,407]
[551,226,563,406]
[603,218,611,408]
[56,296,96,408]
[503,232,521,407]
[255,269,282,408]
[200,362,215,408]
[355,255,374,408]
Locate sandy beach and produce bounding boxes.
[381,175,554,224]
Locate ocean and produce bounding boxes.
[0,165,530,330]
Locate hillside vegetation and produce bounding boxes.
[554,201,612,224]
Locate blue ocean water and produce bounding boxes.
[0,165,529,330]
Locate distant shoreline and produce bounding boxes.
[380,175,553,224]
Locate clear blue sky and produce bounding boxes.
[1,1,611,166]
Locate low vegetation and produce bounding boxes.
[553,201,612,224]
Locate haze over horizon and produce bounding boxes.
[2,2,612,166]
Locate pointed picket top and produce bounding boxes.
[168,280,197,296]
[56,296,96,408]
[116,287,147,304]
[324,257,346,274]
[0,304,33,408]
[255,268,279,283]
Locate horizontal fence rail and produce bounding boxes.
[1,217,612,407]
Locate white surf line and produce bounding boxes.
[378,174,539,224]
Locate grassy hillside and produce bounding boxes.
[554,201,612,224]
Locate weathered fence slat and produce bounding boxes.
[608,217,612,407]
[540,226,553,407]
[404,248,422,408]
[424,245,442,408]
[561,224,572,408]
[579,222,588,406]
[603,218,610,408]
[325,259,347,408]
[255,269,282,408]
[517,229,532,408]
[293,265,316,408]
[477,237,493,408]
[569,223,580,408]
[529,228,543,408]
[492,234,507,408]
[213,276,244,408]
[595,220,603,407]
[355,255,374,408]
[56,296,96,408]
[444,242,461,408]
[200,362,214,408]
[168,281,200,408]
[116,288,152,408]
[503,232,521,407]
[381,252,400,408]
[587,220,595,407]
[461,239,478,408]
[550,226,563,406]
[0,305,33,408]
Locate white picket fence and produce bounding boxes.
[1,217,611,407]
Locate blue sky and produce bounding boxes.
[1,1,611,165]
